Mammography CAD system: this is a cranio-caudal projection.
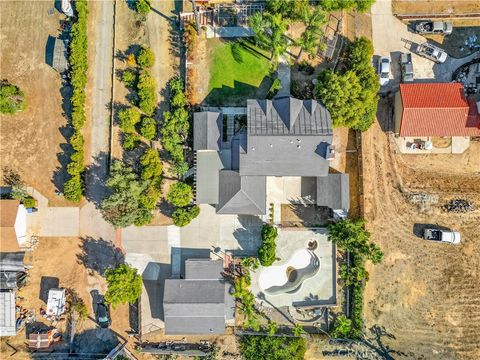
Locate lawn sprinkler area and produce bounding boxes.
[206,39,274,106]
[250,229,336,308]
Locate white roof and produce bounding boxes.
[46,288,66,316]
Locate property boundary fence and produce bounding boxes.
[394,12,480,20]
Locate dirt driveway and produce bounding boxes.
[0,1,73,206]
[361,100,480,359]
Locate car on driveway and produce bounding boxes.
[423,228,461,244]
[95,301,111,328]
[416,43,448,63]
[415,21,453,35]
[378,56,391,86]
[400,53,414,82]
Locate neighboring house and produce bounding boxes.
[163,259,234,335]
[0,200,27,252]
[194,95,350,217]
[0,252,25,337]
[393,83,480,154]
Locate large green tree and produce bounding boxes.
[296,6,327,58]
[0,81,26,114]
[167,182,192,207]
[100,161,153,227]
[105,264,142,308]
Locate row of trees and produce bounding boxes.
[0,81,26,114]
[328,218,383,339]
[64,0,89,202]
[316,37,380,131]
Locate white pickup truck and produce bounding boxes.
[423,229,461,244]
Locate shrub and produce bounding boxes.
[167,182,192,207]
[135,0,151,14]
[267,78,282,99]
[126,53,136,67]
[121,69,138,88]
[105,264,142,308]
[118,107,141,133]
[0,81,26,114]
[258,224,277,266]
[137,71,157,115]
[331,314,352,338]
[298,60,315,75]
[140,148,162,180]
[172,205,200,227]
[139,117,156,140]
[122,132,141,150]
[64,175,83,202]
[70,131,84,151]
[240,335,306,360]
[22,197,36,208]
[136,46,155,68]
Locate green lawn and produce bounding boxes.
[206,40,274,106]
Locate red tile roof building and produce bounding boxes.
[396,83,480,137]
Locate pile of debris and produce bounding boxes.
[442,199,475,213]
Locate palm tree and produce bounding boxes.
[296,6,327,59]
[249,12,289,67]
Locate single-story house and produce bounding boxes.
[194,96,350,217]
[163,259,234,335]
[0,200,27,252]
[394,83,480,154]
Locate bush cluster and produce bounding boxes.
[167,182,192,207]
[240,334,306,360]
[172,205,200,227]
[135,0,151,14]
[64,0,88,202]
[161,77,190,178]
[327,218,383,339]
[139,117,156,140]
[316,37,379,131]
[258,224,277,266]
[0,81,26,114]
[121,69,138,88]
[137,71,157,116]
[136,46,155,68]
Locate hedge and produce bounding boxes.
[258,224,277,266]
[172,205,200,227]
[64,0,88,202]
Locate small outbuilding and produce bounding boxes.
[52,38,68,73]
[163,259,234,335]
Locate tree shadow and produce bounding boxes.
[361,325,411,359]
[84,152,111,208]
[204,78,274,107]
[71,328,119,356]
[77,236,125,276]
[39,276,59,303]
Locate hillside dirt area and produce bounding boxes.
[392,0,480,15]
[361,100,480,359]
[0,1,74,206]
[0,237,130,358]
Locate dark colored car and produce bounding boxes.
[96,301,111,328]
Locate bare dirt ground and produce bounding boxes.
[361,100,480,359]
[0,1,74,206]
[0,237,130,358]
[392,0,480,15]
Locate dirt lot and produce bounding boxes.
[361,100,480,359]
[0,237,130,358]
[393,0,480,15]
[0,1,74,206]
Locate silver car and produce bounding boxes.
[416,43,448,63]
[378,56,390,86]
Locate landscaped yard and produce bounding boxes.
[205,39,274,106]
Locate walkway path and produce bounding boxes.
[277,55,291,96]
[80,0,116,242]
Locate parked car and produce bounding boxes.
[95,301,111,328]
[423,228,461,244]
[416,43,448,63]
[400,53,414,82]
[378,56,391,86]
[415,21,452,35]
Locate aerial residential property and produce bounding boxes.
[1,0,479,359]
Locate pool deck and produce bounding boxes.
[250,228,336,308]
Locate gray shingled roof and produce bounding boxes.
[193,112,222,151]
[0,291,16,336]
[239,135,332,177]
[163,259,227,335]
[195,151,223,204]
[316,174,350,210]
[216,171,266,215]
[52,38,68,73]
[247,96,333,136]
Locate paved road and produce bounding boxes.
[80,0,116,241]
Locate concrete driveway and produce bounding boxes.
[371,0,477,92]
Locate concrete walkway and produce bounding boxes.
[277,55,291,96]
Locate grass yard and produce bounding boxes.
[206,39,274,106]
